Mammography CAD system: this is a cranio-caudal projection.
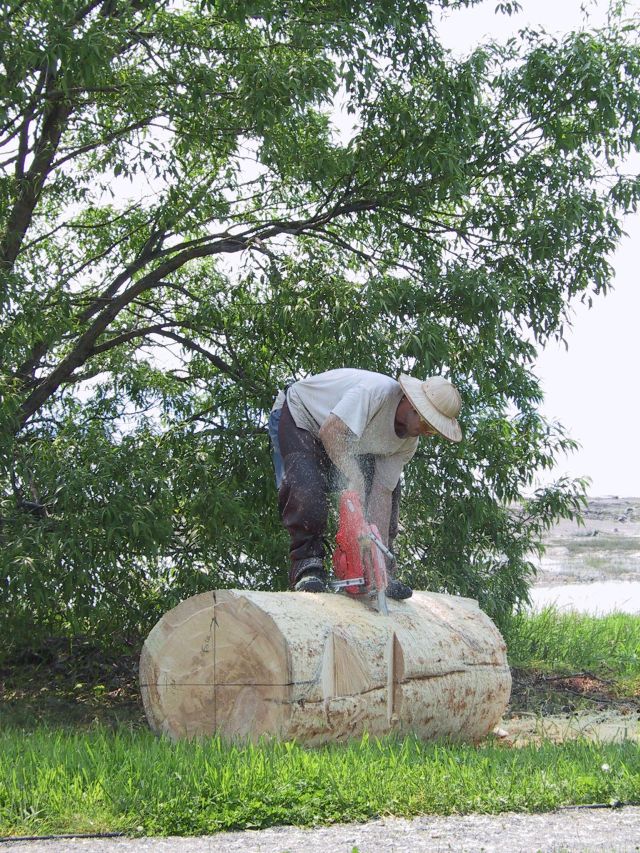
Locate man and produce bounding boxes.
[269,368,462,598]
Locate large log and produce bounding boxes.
[139,590,511,745]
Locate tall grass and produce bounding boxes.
[503,609,640,678]
[0,728,638,837]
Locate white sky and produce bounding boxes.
[437,0,640,497]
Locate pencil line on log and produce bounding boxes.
[139,665,508,691]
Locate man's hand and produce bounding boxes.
[318,414,366,498]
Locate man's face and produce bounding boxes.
[404,403,438,438]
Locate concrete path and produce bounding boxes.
[3,807,640,852]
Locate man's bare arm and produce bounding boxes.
[317,414,366,498]
[318,414,393,545]
[367,476,393,547]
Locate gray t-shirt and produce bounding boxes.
[278,368,418,490]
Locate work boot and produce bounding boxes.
[386,577,413,600]
[290,556,327,592]
[294,570,329,593]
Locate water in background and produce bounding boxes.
[528,497,640,615]
[530,581,640,615]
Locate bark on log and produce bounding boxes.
[139,590,511,745]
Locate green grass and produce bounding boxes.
[504,609,640,684]
[0,728,638,838]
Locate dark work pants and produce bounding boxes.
[276,401,401,586]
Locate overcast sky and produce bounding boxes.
[437,0,640,497]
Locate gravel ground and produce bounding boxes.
[3,808,640,853]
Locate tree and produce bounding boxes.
[1,0,639,648]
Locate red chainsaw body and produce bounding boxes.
[332,490,388,598]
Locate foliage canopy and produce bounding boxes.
[1,0,639,646]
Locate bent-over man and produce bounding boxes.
[269,368,462,599]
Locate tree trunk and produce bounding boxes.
[139,590,511,745]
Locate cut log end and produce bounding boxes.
[139,589,511,745]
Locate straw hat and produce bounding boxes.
[398,374,463,442]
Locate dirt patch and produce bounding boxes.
[501,669,640,746]
[502,709,640,746]
[0,636,146,730]
[509,669,639,714]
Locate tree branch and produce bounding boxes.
[0,91,74,273]
[52,117,154,169]
[89,322,176,355]
[16,196,382,428]
[153,330,242,379]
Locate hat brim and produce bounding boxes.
[398,374,463,442]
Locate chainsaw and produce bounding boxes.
[330,490,390,615]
